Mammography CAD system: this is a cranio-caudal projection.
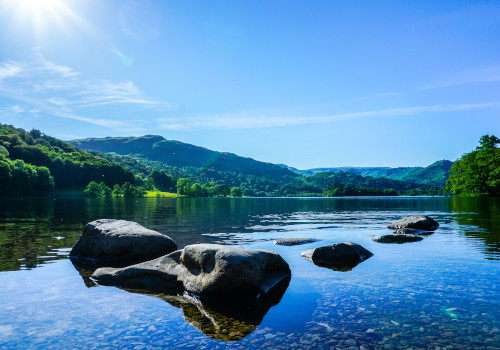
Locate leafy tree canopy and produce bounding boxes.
[446,134,500,196]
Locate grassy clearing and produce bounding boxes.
[145,191,178,198]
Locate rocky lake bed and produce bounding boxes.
[0,197,499,349]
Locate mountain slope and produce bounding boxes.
[70,135,297,181]
[286,160,452,187]
[0,124,135,193]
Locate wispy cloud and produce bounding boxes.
[0,104,25,114]
[419,65,500,90]
[74,81,157,107]
[0,61,22,81]
[156,102,498,130]
[0,51,165,128]
[35,50,81,79]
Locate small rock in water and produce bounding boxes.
[274,238,319,246]
[394,228,434,236]
[372,234,423,244]
[388,215,439,231]
[301,242,373,271]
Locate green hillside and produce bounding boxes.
[76,136,441,197]
[287,160,452,187]
[0,124,444,197]
[70,135,297,182]
[0,124,135,195]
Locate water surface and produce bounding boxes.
[0,197,499,349]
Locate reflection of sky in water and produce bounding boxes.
[0,198,499,348]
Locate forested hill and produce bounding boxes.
[0,124,135,195]
[70,135,297,181]
[285,160,453,187]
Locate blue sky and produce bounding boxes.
[0,0,499,169]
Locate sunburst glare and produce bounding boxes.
[1,0,84,42]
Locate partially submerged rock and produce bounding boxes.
[394,227,434,236]
[160,276,290,341]
[274,238,319,246]
[388,215,439,231]
[373,234,423,244]
[70,219,177,265]
[92,244,291,299]
[301,242,373,271]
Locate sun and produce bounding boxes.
[2,0,77,39]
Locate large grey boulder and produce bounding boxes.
[373,234,423,244]
[388,215,439,231]
[301,242,373,271]
[92,244,291,299]
[70,219,177,265]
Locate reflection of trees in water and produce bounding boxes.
[0,199,57,271]
[448,197,500,259]
[3,196,500,271]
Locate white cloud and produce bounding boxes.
[0,51,164,128]
[74,81,157,107]
[156,102,498,130]
[0,104,26,114]
[0,61,22,81]
[54,112,128,128]
[35,51,81,79]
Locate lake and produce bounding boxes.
[0,197,499,349]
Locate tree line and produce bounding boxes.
[445,135,499,196]
[5,124,495,198]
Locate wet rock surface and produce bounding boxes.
[373,234,424,243]
[92,244,291,299]
[159,275,290,341]
[394,227,434,235]
[388,215,439,231]
[69,219,177,265]
[274,238,319,246]
[301,242,373,271]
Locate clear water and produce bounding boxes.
[0,197,499,349]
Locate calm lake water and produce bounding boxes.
[0,197,499,349]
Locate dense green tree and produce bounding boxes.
[112,184,121,197]
[176,178,192,196]
[149,169,175,191]
[477,135,500,150]
[0,145,8,157]
[323,183,398,196]
[0,154,55,196]
[83,181,144,198]
[99,182,113,197]
[213,184,230,197]
[189,183,208,197]
[446,135,500,196]
[84,181,101,197]
[242,188,255,197]
[230,187,243,197]
[0,123,135,191]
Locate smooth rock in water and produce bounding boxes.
[387,215,439,231]
[161,276,290,341]
[300,242,373,271]
[70,219,177,265]
[274,238,319,246]
[394,227,434,236]
[92,244,291,299]
[373,234,423,244]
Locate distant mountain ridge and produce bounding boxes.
[281,160,453,187]
[70,135,297,181]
